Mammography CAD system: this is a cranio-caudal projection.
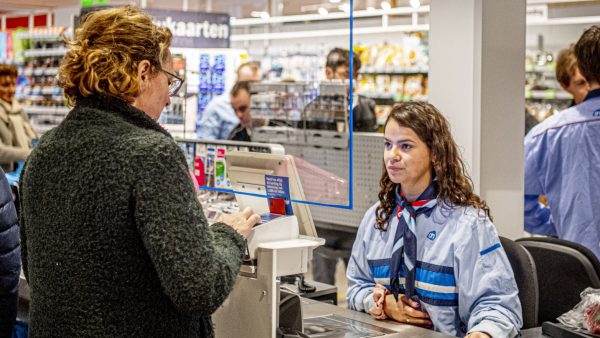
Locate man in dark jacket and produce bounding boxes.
[324,47,378,132]
[0,168,19,338]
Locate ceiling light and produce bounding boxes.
[251,11,270,19]
[410,0,420,9]
[329,0,342,3]
[318,7,329,15]
[380,1,391,11]
[339,3,350,13]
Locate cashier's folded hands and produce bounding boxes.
[369,284,433,328]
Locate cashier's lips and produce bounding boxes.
[387,166,404,173]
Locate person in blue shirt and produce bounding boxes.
[347,102,522,338]
[524,25,600,260]
[196,62,260,140]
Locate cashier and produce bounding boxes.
[347,102,523,337]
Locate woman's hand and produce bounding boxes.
[383,294,432,327]
[369,284,389,319]
[465,332,491,338]
[217,207,261,239]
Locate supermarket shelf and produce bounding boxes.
[361,93,428,104]
[360,68,428,75]
[526,90,572,100]
[24,67,59,77]
[32,125,57,134]
[24,106,70,115]
[23,48,68,58]
[16,31,64,40]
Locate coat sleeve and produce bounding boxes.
[523,132,556,235]
[346,207,376,312]
[456,216,523,338]
[0,143,30,165]
[0,168,20,297]
[132,138,245,316]
[524,195,556,236]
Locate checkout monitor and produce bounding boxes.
[226,151,317,238]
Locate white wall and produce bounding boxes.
[429,0,526,239]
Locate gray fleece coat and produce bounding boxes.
[19,94,245,338]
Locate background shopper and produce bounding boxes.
[524,25,600,260]
[555,44,589,107]
[19,7,259,338]
[0,65,37,172]
[196,62,261,139]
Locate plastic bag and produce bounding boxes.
[558,287,600,334]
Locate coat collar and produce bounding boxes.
[74,94,171,137]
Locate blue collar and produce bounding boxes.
[583,88,600,102]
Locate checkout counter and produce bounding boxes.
[212,152,455,338]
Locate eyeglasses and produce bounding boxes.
[162,69,184,97]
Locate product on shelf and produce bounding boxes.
[195,53,228,122]
[15,28,68,134]
[524,48,572,120]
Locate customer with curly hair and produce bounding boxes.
[346,102,522,337]
[19,7,259,338]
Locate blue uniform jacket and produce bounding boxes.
[195,94,239,140]
[524,90,600,259]
[347,202,522,337]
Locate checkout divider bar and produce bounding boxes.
[198,185,353,210]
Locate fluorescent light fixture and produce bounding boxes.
[329,0,342,3]
[318,7,329,15]
[339,3,351,13]
[410,0,421,9]
[380,1,391,11]
[250,11,270,19]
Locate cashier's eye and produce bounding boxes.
[400,143,412,151]
[384,141,392,150]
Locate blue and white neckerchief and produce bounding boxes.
[390,181,438,303]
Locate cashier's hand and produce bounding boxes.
[369,284,389,320]
[465,332,491,338]
[383,294,432,328]
[218,207,261,239]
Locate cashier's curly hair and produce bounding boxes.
[375,102,492,231]
[58,7,172,106]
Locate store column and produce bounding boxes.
[429,0,526,238]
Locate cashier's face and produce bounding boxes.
[384,119,433,189]
[0,75,16,104]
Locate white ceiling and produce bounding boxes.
[0,0,426,16]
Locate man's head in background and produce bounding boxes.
[237,61,262,82]
[575,25,600,91]
[0,65,18,105]
[325,48,361,81]
[556,45,589,105]
[230,81,251,127]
